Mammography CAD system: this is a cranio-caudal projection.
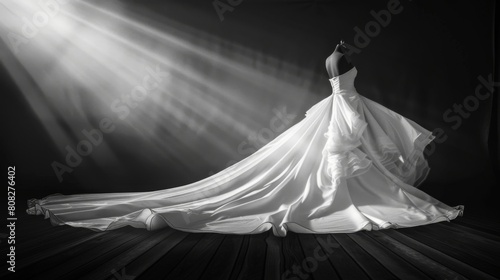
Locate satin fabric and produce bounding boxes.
[27,67,463,237]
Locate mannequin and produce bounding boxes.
[325,40,354,78]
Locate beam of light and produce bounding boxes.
[0,0,319,185]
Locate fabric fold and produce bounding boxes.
[26,66,464,237]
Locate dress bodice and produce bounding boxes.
[329,67,357,95]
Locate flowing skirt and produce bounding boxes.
[27,91,464,237]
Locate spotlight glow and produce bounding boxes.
[0,0,317,183]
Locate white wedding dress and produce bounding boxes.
[27,66,464,237]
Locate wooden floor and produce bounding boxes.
[1,211,499,280]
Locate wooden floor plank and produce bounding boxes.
[46,228,153,280]
[200,235,245,280]
[367,231,465,279]
[347,232,432,280]
[4,219,500,280]
[264,231,282,280]
[312,234,370,280]
[79,228,176,280]
[333,234,397,280]
[13,230,108,274]
[16,213,93,253]
[164,233,225,280]
[235,233,267,280]
[439,220,500,243]
[398,227,500,278]
[459,215,500,231]
[16,225,94,256]
[282,232,311,280]
[11,228,135,279]
[385,229,498,280]
[296,234,340,280]
[452,218,500,240]
[410,225,498,268]
[433,223,500,253]
[136,233,204,279]
[120,230,189,280]
[0,227,109,279]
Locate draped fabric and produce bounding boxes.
[27,67,463,237]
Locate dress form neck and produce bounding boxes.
[326,44,354,79]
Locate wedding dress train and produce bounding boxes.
[27,66,464,237]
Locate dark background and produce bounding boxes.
[1,0,498,216]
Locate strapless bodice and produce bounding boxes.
[329,67,358,95]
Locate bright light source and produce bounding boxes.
[0,0,313,182]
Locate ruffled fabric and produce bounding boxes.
[26,67,464,236]
[359,96,436,187]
